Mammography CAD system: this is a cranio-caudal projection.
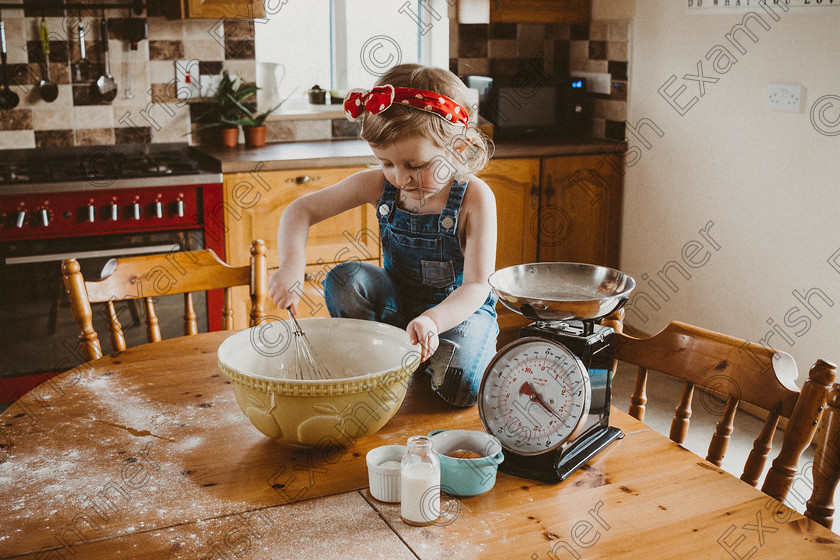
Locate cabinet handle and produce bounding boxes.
[545,174,555,202]
[285,175,322,185]
[530,175,540,209]
[303,272,316,282]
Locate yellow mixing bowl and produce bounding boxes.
[218,318,422,447]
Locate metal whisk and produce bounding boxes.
[286,307,332,380]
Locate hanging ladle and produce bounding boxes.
[38,17,58,102]
[95,13,117,100]
[0,7,20,110]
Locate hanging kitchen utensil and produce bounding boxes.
[38,17,59,102]
[0,7,20,110]
[124,12,146,99]
[74,11,87,82]
[95,14,117,101]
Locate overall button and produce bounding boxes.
[378,203,390,217]
[441,216,454,230]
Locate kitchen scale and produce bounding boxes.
[478,263,636,483]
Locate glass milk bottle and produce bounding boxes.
[400,435,440,526]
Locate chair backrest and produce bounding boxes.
[62,240,267,362]
[806,382,840,530]
[607,311,836,511]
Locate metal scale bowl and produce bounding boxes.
[478,263,636,483]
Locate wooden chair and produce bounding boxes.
[806,382,840,529]
[62,240,268,362]
[606,311,837,517]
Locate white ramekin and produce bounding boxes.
[366,444,407,502]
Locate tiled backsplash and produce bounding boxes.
[0,10,359,150]
[450,20,630,141]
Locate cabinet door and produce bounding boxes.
[223,167,379,267]
[182,0,265,18]
[538,154,623,268]
[490,0,590,24]
[479,157,541,345]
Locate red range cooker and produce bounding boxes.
[0,143,225,402]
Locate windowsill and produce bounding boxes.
[265,99,346,122]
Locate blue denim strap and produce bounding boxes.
[376,180,400,225]
[438,179,467,235]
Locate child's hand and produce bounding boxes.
[268,267,303,315]
[407,315,439,361]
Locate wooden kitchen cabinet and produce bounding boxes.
[479,158,541,344]
[223,167,379,328]
[178,0,265,19]
[538,154,623,268]
[490,0,590,24]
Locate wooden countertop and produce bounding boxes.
[198,138,619,174]
[2,330,839,559]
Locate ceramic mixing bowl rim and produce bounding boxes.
[428,429,505,467]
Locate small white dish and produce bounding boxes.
[366,444,407,502]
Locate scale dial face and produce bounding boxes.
[478,337,591,456]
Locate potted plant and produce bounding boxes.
[227,97,283,148]
[189,71,258,148]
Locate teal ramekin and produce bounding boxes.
[428,429,504,497]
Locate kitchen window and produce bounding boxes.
[255,0,450,106]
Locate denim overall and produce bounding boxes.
[324,179,499,407]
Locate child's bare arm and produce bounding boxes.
[269,169,384,312]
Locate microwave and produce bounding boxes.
[465,76,590,141]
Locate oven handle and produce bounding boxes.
[4,244,181,265]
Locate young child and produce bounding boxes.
[268,63,498,407]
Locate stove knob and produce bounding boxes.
[176,200,185,217]
[154,201,163,219]
[16,210,26,228]
[132,203,141,220]
[40,209,50,227]
[88,204,96,223]
[110,203,119,221]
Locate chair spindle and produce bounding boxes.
[223,287,234,330]
[629,366,648,422]
[184,293,197,335]
[670,381,694,443]
[105,300,126,352]
[740,411,780,487]
[706,396,739,466]
[805,382,840,529]
[145,297,161,342]
[61,258,102,361]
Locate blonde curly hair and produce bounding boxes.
[358,64,492,178]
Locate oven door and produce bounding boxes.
[0,230,207,381]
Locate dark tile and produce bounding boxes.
[0,109,33,131]
[35,130,75,148]
[589,41,607,60]
[604,120,626,141]
[611,81,627,102]
[115,126,152,144]
[489,23,517,40]
[149,40,185,61]
[331,118,361,139]
[189,102,215,121]
[552,40,570,77]
[25,40,69,64]
[24,1,62,18]
[223,20,256,40]
[72,83,113,106]
[10,64,36,86]
[489,58,527,78]
[458,24,488,58]
[570,24,589,41]
[70,62,98,83]
[198,61,224,75]
[224,39,255,60]
[42,62,71,85]
[608,61,628,82]
[546,23,570,40]
[147,1,180,18]
[70,40,103,64]
[75,128,115,146]
[107,18,148,42]
[150,83,179,104]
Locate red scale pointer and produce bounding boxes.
[519,381,564,422]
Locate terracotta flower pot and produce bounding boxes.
[244,125,267,148]
[220,127,239,148]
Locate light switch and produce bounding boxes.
[175,60,201,100]
[767,84,803,112]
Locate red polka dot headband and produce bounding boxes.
[343,85,469,126]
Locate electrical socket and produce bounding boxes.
[767,84,802,112]
[570,72,612,95]
[175,60,201,100]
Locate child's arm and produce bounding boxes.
[268,169,384,313]
[407,177,498,357]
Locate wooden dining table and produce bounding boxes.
[2,330,838,559]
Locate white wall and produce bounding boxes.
[620,1,840,380]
